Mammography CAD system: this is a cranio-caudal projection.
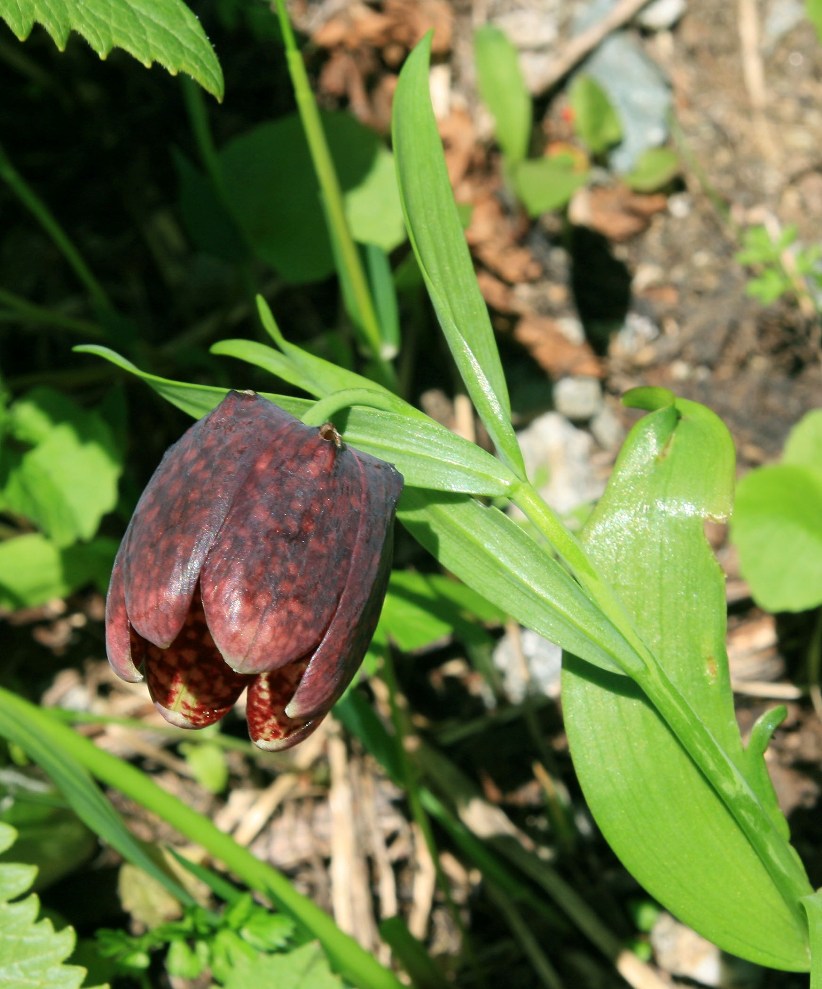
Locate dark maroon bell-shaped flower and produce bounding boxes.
[105,391,403,751]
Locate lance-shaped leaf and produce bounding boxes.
[562,390,811,971]
[392,34,526,479]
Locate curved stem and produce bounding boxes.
[301,388,409,427]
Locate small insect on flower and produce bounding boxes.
[105,391,403,751]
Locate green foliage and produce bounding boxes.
[807,0,822,43]
[0,387,122,609]
[97,893,299,985]
[736,223,822,309]
[473,25,532,164]
[624,146,681,192]
[0,821,106,989]
[215,113,406,284]
[511,155,588,217]
[568,75,622,157]
[0,0,223,100]
[0,771,97,890]
[562,392,810,970]
[731,409,822,612]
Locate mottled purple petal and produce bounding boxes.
[286,452,402,720]
[139,587,250,728]
[123,393,295,648]
[246,662,320,751]
[201,422,365,675]
[105,538,143,682]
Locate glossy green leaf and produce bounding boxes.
[474,25,532,163]
[0,0,223,100]
[731,464,822,612]
[398,488,642,676]
[393,35,526,479]
[562,397,811,970]
[76,345,516,495]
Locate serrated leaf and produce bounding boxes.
[0,0,223,100]
[0,822,105,989]
[562,397,811,970]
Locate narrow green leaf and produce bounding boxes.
[0,695,195,909]
[393,35,526,478]
[562,398,811,970]
[0,0,223,100]
[802,890,822,989]
[473,25,532,163]
[76,344,517,495]
[398,488,642,676]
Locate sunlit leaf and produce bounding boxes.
[562,395,811,970]
[0,0,223,99]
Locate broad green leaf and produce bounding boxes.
[76,344,517,495]
[0,533,117,609]
[0,0,223,100]
[569,75,622,156]
[221,941,343,989]
[382,571,502,651]
[783,408,822,468]
[731,464,822,612]
[2,388,121,547]
[511,155,588,216]
[624,146,680,192]
[474,25,532,163]
[398,488,642,676]
[562,396,811,970]
[220,114,405,284]
[393,35,526,479]
[0,692,195,910]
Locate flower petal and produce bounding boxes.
[105,538,143,682]
[286,453,402,720]
[123,392,295,649]
[201,421,366,675]
[140,587,249,728]
[246,662,320,751]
